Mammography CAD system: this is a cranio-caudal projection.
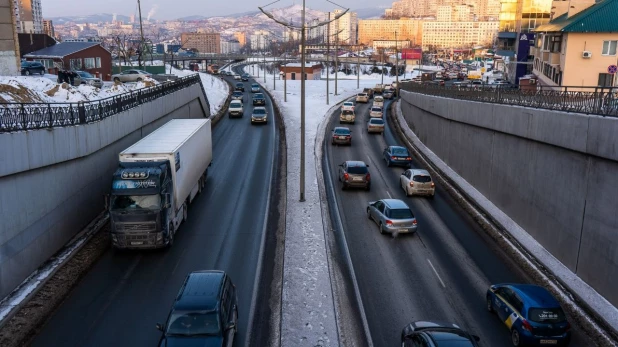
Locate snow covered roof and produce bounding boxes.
[24,42,102,58]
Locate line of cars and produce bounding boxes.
[330,92,574,347]
[229,74,269,124]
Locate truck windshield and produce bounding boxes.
[112,195,161,210]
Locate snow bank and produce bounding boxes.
[167,66,229,115]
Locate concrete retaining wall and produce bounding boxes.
[0,84,209,298]
[400,91,618,306]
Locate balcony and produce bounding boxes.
[541,50,550,61]
[549,52,561,65]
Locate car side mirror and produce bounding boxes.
[473,335,480,342]
[225,322,236,331]
[156,323,164,331]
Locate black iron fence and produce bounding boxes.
[399,83,618,117]
[0,74,208,133]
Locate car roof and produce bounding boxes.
[382,199,410,209]
[333,126,350,131]
[174,271,225,311]
[344,101,353,104]
[345,160,367,167]
[253,106,266,110]
[506,284,561,308]
[233,91,243,94]
[426,330,477,345]
[389,145,408,151]
[230,100,242,104]
[369,118,384,123]
[409,169,430,176]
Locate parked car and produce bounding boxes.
[75,70,103,88]
[331,127,352,146]
[251,83,260,93]
[356,93,369,103]
[367,118,385,134]
[487,284,572,347]
[228,100,244,118]
[339,109,356,124]
[402,321,481,347]
[383,146,412,167]
[369,106,383,118]
[400,169,435,197]
[252,93,266,106]
[338,161,370,191]
[366,199,417,235]
[341,101,355,111]
[21,61,45,75]
[251,106,268,124]
[156,271,238,347]
[111,69,152,83]
[231,91,244,101]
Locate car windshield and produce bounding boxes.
[236,83,243,86]
[528,307,567,323]
[230,102,242,107]
[357,93,366,97]
[347,165,367,174]
[391,147,409,155]
[253,108,266,115]
[344,102,353,106]
[111,195,160,210]
[254,94,264,98]
[78,71,94,78]
[369,119,384,124]
[252,84,259,88]
[233,91,243,95]
[166,311,221,336]
[388,208,414,219]
[413,175,432,183]
[372,108,382,112]
[334,128,350,135]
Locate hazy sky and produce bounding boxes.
[41,0,390,19]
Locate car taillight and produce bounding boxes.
[366,173,371,181]
[431,182,435,188]
[409,181,414,187]
[343,173,349,180]
[413,219,417,225]
[391,156,396,160]
[406,157,411,160]
[521,319,533,332]
[385,220,393,226]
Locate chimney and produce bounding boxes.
[550,0,570,20]
[567,0,596,18]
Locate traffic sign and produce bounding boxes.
[609,65,618,74]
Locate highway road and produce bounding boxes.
[323,96,593,346]
[30,68,278,347]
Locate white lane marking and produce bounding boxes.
[427,258,446,288]
[386,191,392,199]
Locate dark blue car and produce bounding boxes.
[383,146,412,168]
[487,284,571,347]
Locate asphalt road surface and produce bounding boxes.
[30,69,277,347]
[323,96,592,346]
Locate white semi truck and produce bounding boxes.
[107,119,213,249]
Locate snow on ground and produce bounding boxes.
[248,63,396,346]
[167,66,229,115]
[0,75,158,104]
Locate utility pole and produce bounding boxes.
[335,33,338,96]
[395,31,400,98]
[300,0,306,202]
[326,12,330,105]
[137,0,145,69]
[357,44,360,89]
[263,49,266,83]
[380,47,384,85]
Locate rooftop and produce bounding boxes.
[24,42,102,58]
[535,0,618,33]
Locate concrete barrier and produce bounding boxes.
[0,84,209,298]
[400,91,618,307]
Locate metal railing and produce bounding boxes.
[0,74,206,133]
[400,83,618,117]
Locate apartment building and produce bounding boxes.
[12,0,43,33]
[326,9,358,44]
[234,32,246,47]
[422,21,498,49]
[1,0,20,75]
[181,32,221,54]
[220,39,240,54]
[250,30,270,51]
[385,0,499,20]
[42,19,53,37]
[358,18,422,46]
[532,0,618,87]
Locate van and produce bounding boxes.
[340,109,356,124]
[373,96,384,108]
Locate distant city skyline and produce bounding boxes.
[40,0,391,20]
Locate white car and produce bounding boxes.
[234,74,241,80]
[369,106,383,118]
[400,169,435,197]
[341,101,355,112]
[228,100,244,118]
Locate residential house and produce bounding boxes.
[23,42,112,80]
[17,33,56,57]
[531,0,618,88]
[280,63,323,80]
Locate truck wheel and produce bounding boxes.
[167,224,174,247]
[182,203,188,223]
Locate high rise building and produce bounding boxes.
[326,9,358,45]
[234,32,246,47]
[422,21,499,49]
[180,32,221,53]
[250,30,270,51]
[358,18,422,46]
[12,0,43,33]
[1,0,20,75]
[42,19,53,37]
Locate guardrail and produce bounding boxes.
[0,74,206,133]
[400,83,618,117]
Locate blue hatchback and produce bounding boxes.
[383,146,412,168]
[486,284,571,347]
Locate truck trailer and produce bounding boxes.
[107,119,213,249]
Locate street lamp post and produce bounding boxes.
[335,34,338,96]
[380,47,384,85]
[326,12,330,105]
[357,44,360,89]
[395,31,400,98]
[263,50,266,83]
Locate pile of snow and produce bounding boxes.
[167,66,229,115]
[0,76,159,104]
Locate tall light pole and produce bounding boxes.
[326,12,330,105]
[380,47,384,85]
[335,33,339,95]
[357,44,360,89]
[263,49,266,83]
[395,31,400,98]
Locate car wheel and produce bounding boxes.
[331,141,335,145]
[379,223,385,234]
[114,77,120,82]
[367,208,372,220]
[167,223,174,247]
[429,193,435,199]
[25,70,31,75]
[341,183,346,190]
[511,329,521,347]
[386,159,391,167]
[182,203,188,223]
[365,184,370,191]
[40,70,45,75]
[486,295,494,313]
[136,77,143,82]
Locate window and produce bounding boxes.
[598,73,614,87]
[84,57,95,69]
[96,57,101,68]
[69,58,82,70]
[602,40,617,55]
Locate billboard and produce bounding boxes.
[515,32,535,83]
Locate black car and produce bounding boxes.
[231,91,244,101]
[21,61,46,75]
[383,145,412,168]
[252,93,266,106]
[402,321,481,347]
[241,74,249,81]
[235,82,245,92]
[157,271,238,347]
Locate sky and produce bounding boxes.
[41,0,391,19]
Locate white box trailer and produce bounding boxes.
[108,119,212,249]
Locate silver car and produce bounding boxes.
[367,199,418,235]
[369,106,383,118]
[367,118,385,134]
[75,71,103,88]
[112,69,152,83]
[400,169,435,197]
[338,161,370,190]
[251,106,268,124]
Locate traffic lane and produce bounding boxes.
[30,83,277,347]
[327,101,514,346]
